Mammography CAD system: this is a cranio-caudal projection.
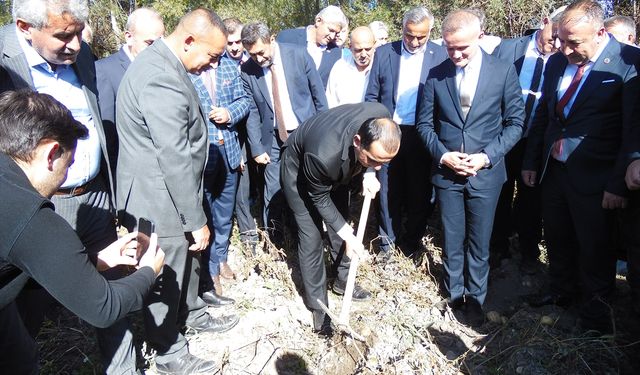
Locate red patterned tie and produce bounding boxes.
[552,64,587,160]
[555,64,587,119]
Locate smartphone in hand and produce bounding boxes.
[137,217,155,260]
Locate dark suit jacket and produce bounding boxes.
[0,24,115,208]
[96,46,131,174]
[241,42,328,158]
[281,102,391,232]
[492,34,532,74]
[276,27,342,88]
[416,51,525,190]
[523,38,640,196]
[116,39,208,236]
[364,40,448,121]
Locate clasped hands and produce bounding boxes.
[441,151,487,176]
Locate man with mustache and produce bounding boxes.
[326,26,376,108]
[240,22,328,251]
[522,0,640,334]
[0,0,136,372]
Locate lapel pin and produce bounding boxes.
[604,57,610,64]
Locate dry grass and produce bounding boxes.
[36,205,640,374]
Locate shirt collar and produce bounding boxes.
[161,38,186,70]
[402,40,427,55]
[348,55,372,74]
[530,30,545,57]
[589,33,610,64]
[457,47,483,72]
[122,44,134,62]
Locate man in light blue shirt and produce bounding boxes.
[0,0,132,372]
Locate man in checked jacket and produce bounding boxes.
[189,54,251,306]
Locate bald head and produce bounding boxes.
[174,8,227,39]
[350,26,375,71]
[165,8,227,74]
[125,8,165,58]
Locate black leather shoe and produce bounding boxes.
[312,310,333,337]
[332,279,372,301]
[202,290,235,307]
[464,298,485,327]
[528,292,572,308]
[155,352,217,374]
[186,313,239,335]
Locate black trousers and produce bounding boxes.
[280,151,351,312]
[234,138,259,244]
[491,137,542,260]
[377,126,433,254]
[542,160,616,322]
[622,191,640,305]
[0,302,38,374]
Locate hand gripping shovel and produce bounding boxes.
[317,192,373,341]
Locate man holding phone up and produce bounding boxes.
[0,90,165,374]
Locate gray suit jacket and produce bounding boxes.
[0,24,115,208]
[116,39,208,236]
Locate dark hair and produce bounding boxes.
[241,22,272,47]
[0,90,88,161]
[357,117,401,153]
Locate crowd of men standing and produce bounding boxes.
[1,0,640,373]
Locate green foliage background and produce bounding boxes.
[1,0,639,58]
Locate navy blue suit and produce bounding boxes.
[417,51,525,304]
[96,46,131,175]
[490,34,544,264]
[241,42,328,240]
[276,27,342,89]
[523,38,640,326]
[364,40,448,254]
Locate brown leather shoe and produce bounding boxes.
[220,262,236,280]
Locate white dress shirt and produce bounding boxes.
[455,48,483,105]
[325,57,371,108]
[305,25,325,69]
[262,42,299,131]
[557,34,610,118]
[394,42,427,125]
[519,32,551,130]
